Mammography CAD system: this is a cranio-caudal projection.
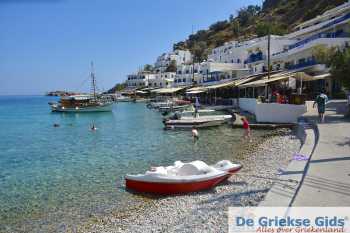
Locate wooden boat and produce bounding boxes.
[164,115,232,129]
[49,62,114,113]
[50,95,114,112]
[125,160,242,194]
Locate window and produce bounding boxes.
[183,78,186,82]
[299,58,306,64]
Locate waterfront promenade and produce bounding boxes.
[293,100,350,206]
[262,100,350,206]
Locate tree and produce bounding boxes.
[237,5,261,26]
[256,21,287,37]
[143,64,154,72]
[165,60,177,72]
[192,41,209,62]
[106,83,126,93]
[329,47,350,116]
[312,45,337,65]
[209,20,228,32]
[231,20,240,37]
[329,47,350,90]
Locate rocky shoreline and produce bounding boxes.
[79,129,301,233]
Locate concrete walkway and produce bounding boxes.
[261,100,350,206]
[293,100,350,206]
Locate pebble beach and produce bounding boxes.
[80,130,301,233]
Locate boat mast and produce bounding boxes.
[90,61,97,99]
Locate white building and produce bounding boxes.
[199,61,249,85]
[208,0,350,76]
[147,72,176,88]
[173,63,201,87]
[174,61,250,87]
[271,0,350,73]
[154,50,192,73]
[208,36,295,74]
[126,72,156,88]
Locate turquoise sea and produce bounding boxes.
[0,96,269,232]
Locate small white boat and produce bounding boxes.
[116,96,132,102]
[158,104,192,113]
[125,160,242,195]
[164,114,232,129]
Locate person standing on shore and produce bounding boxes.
[313,90,328,123]
[241,117,251,142]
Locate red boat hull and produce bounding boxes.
[126,175,229,195]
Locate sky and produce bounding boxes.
[0,0,262,95]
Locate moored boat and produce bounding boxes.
[49,95,114,112]
[164,114,233,129]
[49,62,114,113]
[125,160,242,194]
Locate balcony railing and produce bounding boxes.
[244,53,265,64]
[286,59,318,70]
[289,30,350,50]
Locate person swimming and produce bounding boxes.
[91,124,97,131]
[53,123,60,128]
[192,126,199,141]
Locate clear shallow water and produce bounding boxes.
[0,96,270,232]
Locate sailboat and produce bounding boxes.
[49,62,114,112]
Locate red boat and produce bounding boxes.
[125,160,242,195]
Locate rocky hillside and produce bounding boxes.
[174,0,347,61]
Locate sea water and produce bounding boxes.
[0,96,269,232]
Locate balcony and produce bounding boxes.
[289,29,350,50]
[244,52,265,64]
[286,59,317,70]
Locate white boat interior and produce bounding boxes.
[126,160,240,183]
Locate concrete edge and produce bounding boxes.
[259,121,318,207]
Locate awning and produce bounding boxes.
[140,87,158,91]
[186,80,238,94]
[239,73,293,88]
[186,90,206,94]
[151,87,185,94]
[135,90,147,94]
[206,80,237,90]
[186,86,208,92]
[313,73,331,80]
[234,76,259,87]
[294,72,331,81]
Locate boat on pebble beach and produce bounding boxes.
[164,114,233,129]
[125,160,242,194]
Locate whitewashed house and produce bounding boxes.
[154,50,192,73]
[147,72,176,88]
[126,72,156,88]
[271,0,350,73]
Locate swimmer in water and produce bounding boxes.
[91,124,97,131]
[192,126,199,141]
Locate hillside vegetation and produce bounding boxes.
[174,0,347,61]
